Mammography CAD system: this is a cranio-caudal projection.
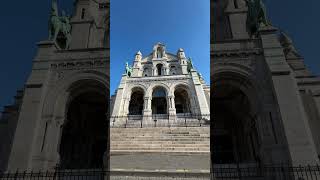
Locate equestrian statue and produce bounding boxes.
[49,0,72,49]
[246,0,270,36]
[125,62,133,77]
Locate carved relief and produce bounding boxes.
[51,59,107,70]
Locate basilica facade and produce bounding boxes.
[1,0,320,177]
[110,43,210,127]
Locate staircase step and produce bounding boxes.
[111,141,209,144]
[111,127,210,153]
[111,150,210,153]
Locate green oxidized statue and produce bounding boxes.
[49,0,72,49]
[246,0,269,35]
[125,62,133,77]
[187,57,194,73]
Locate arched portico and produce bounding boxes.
[58,79,108,169]
[212,71,262,165]
[156,64,164,76]
[151,86,168,114]
[32,71,109,170]
[174,85,192,114]
[128,87,145,115]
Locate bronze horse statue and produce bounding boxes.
[246,0,269,36]
[49,0,72,49]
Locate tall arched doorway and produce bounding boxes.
[212,77,260,165]
[152,87,167,114]
[128,87,144,115]
[174,86,191,114]
[59,80,108,169]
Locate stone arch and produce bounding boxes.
[128,86,145,115]
[151,85,168,115]
[42,70,108,121]
[38,70,109,169]
[173,84,192,114]
[128,84,147,97]
[156,63,164,76]
[213,64,261,114]
[146,83,170,97]
[211,70,263,164]
[143,67,150,77]
[169,65,177,75]
[58,79,108,169]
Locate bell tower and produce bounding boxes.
[70,0,108,49]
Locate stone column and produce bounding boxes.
[165,67,169,75]
[168,95,176,121]
[122,97,130,116]
[111,74,127,117]
[115,97,129,126]
[171,96,176,109]
[152,67,156,76]
[190,70,210,118]
[143,97,152,123]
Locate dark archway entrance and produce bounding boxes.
[212,82,260,164]
[59,82,108,169]
[129,87,144,115]
[174,87,191,114]
[156,64,163,76]
[152,87,167,114]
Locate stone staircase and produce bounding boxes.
[111,127,210,153]
[110,127,210,174]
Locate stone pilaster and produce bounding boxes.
[259,26,319,165]
[168,96,176,121]
[190,70,210,118]
[143,97,152,123]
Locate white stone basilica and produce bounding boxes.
[110,43,210,126]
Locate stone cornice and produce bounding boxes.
[127,76,191,83]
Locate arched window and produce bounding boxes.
[152,87,167,114]
[143,68,149,77]
[156,64,163,76]
[170,66,176,75]
[157,47,163,58]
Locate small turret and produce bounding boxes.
[177,48,186,59]
[135,51,142,61]
[132,51,143,77]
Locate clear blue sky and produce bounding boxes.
[110,0,210,94]
[265,0,320,75]
[0,0,319,113]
